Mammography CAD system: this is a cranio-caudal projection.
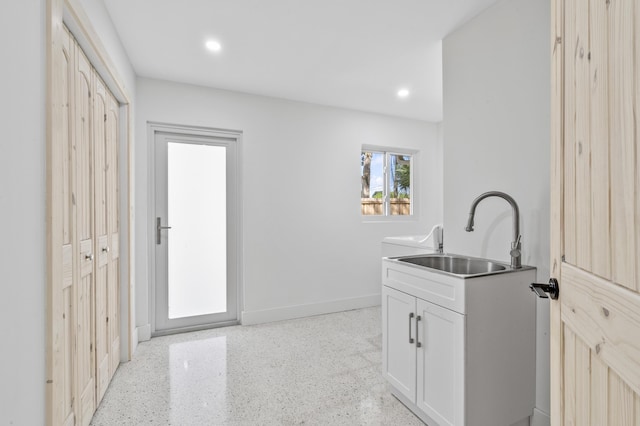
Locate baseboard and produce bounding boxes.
[130,327,139,358]
[137,323,151,342]
[241,294,381,325]
[531,407,550,426]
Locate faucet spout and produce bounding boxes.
[464,191,522,268]
[465,214,475,232]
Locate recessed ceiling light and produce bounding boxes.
[205,40,222,52]
[397,89,410,98]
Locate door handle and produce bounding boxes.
[416,315,422,348]
[156,217,172,245]
[530,278,559,300]
[409,312,415,344]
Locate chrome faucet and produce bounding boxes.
[464,191,522,269]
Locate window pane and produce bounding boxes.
[361,151,384,215]
[389,154,411,216]
[167,142,227,319]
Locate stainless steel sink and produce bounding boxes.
[392,254,524,277]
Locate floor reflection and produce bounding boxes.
[170,336,227,424]
[90,307,424,425]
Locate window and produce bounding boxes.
[361,149,413,217]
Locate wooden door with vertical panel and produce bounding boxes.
[551,0,640,424]
[93,73,110,404]
[106,90,120,380]
[75,45,96,426]
[59,25,76,426]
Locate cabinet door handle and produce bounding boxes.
[409,312,415,344]
[416,315,422,348]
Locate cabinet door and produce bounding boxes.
[382,286,416,402]
[416,299,464,426]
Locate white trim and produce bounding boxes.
[135,324,150,342]
[531,408,550,426]
[131,327,139,354]
[361,146,419,221]
[147,122,244,335]
[361,144,418,156]
[241,294,381,325]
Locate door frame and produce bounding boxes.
[147,122,244,336]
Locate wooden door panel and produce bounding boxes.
[572,0,591,271]
[609,0,636,291]
[562,324,640,425]
[95,264,108,403]
[553,0,640,424]
[106,90,120,378]
[75,43,95,426]
[58,26,76,426]
[561,264,640,396]
[93,72,109,406]
[108,258,120,378]
[589,0,611,280]
[107,93,119,236]
[76,49,92,243]
[61,28,72,248]
[94,77,107,242]
[62,276,74,426]
[77,274,94,426]
[562,0,576,268]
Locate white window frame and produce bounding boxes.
[361,145,418,221]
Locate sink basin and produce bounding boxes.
[395,254,510,277]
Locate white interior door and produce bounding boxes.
[154,131,239,334]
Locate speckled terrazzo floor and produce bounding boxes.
[90,306,425,425]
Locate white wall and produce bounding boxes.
[135,78,442,330]
[77,0,136,96]
[0,2,46,424]
[0,1,134,423]
[442,0,550,424]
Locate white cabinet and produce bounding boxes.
[416,299,464,426]
[382,257,536,426]
[383,286,464,426]
[382,287,417,401]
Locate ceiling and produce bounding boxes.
[104,0,500,122]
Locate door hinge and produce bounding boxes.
[106,316,109,323]
[104,113,107,122]
[90,343,93,352]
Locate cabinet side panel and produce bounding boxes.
[465,270,537,426]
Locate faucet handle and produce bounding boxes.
[512,234,522,249]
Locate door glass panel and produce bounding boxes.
[167,142,226,319]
